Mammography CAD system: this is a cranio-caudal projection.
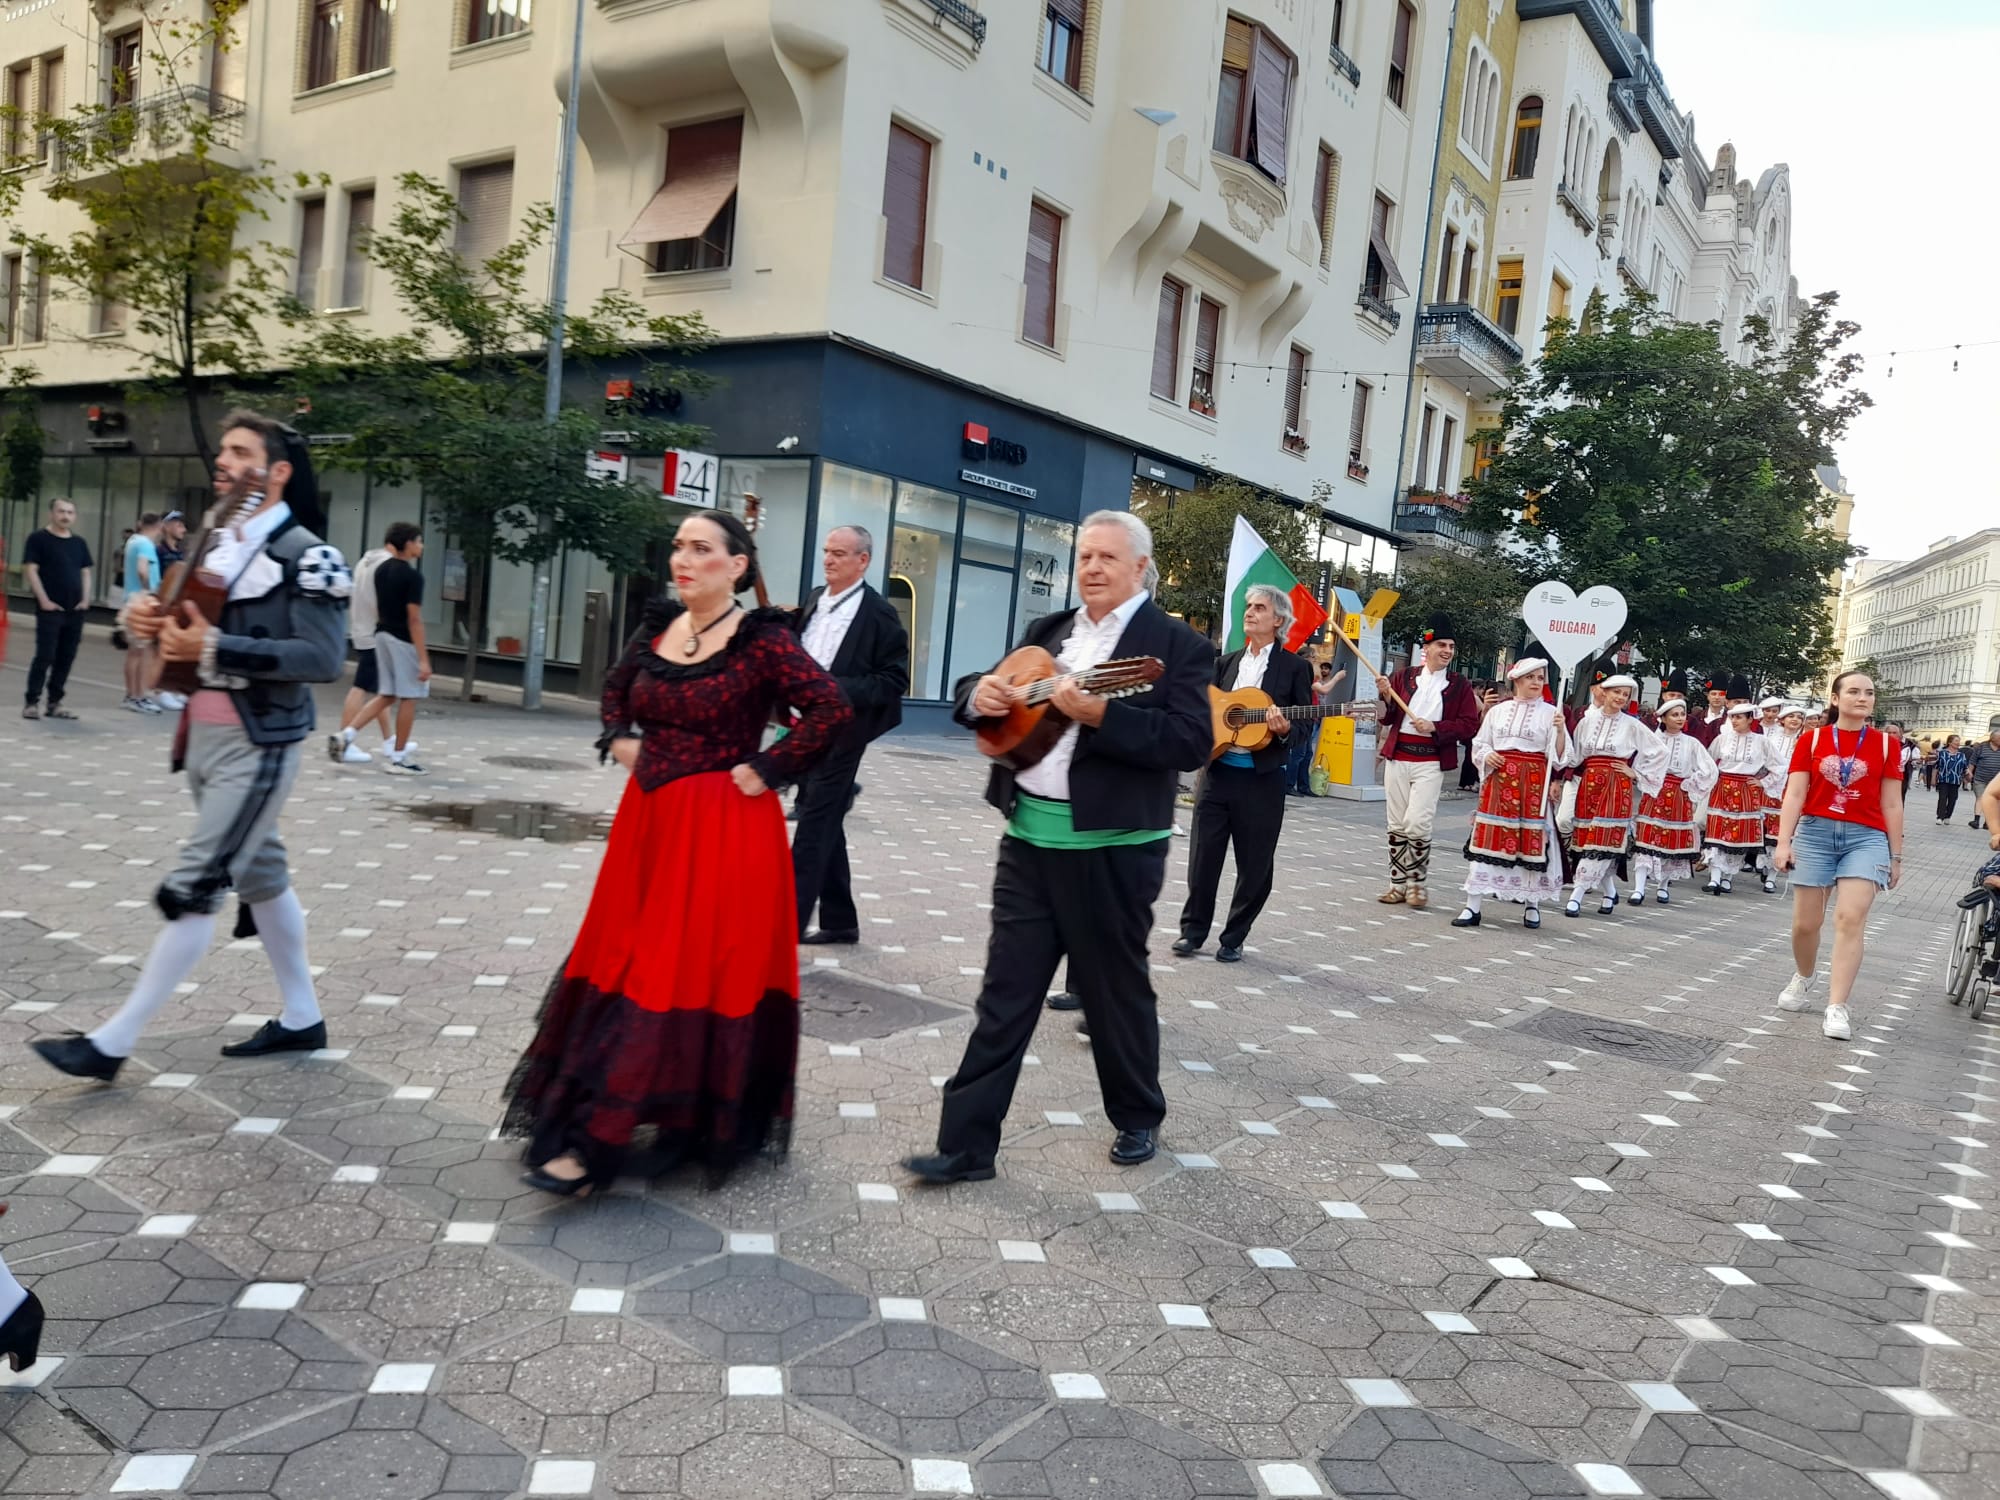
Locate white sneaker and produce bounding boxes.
[340,744,374,765]
[137,696,163,713]
[153,690,186,710]
[1776,973,1815,1011]
[1822,1004,1852,1040]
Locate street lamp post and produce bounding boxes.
[521,0,587,712]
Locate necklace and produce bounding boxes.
[681,601,740,657]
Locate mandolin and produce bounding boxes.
[974,643,1164,770]
[152,496,238,697]
[1208,684,1346,759]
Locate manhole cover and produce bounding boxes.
[801,969,961,1044]
[405,800,612,842]
[1509,1008,1719,1069]
[484,755,590,772]
[885,748,960,763]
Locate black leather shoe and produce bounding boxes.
[1171,936,1200,957]
[801,929,860,945]
[31,1033,122,1082]
[1110,1129,1156,1165]
[1046,991,1083,1012]
[0,1289,45,1373]
[1216,946,1243,963]
[220,1019,328,1058]
[903,1150,996,1185]
[1450,910,1481,928]
[1075,1017,1090,1038]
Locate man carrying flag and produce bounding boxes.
[1374,613,1482,909]
[1174,521,1323,960]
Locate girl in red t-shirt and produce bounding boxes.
[1769,671,1905,1040]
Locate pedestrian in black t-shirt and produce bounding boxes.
[354,522,431,774]
[21,498,93,720]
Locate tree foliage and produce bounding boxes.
[0,367,46,508]
[1380,549,1528,678]
[1465,290,1868,691]
[1141,473,1317,638]
[0,3,311,468]
[283,172,714,696]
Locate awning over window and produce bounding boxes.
[1367,218,1411,296]
[620,116,742,248]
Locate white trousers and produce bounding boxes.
[1385,760,1444,839]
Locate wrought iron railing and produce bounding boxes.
[1394,498,1489,550]
[918,0,986,50]
[1328,41,1360,87]
[1414,303,1524,371]
[52,86,247,172]
[1356,288,1401,328]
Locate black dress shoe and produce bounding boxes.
[1216,946,1243,963]
[1171,936,1201,957]
[0,1289,45,1373]
[1075,1017,1090,1038]
[31,1033,122,1082]
[801,929,860,945]
[1046,991,1083,1012]
[522,1165,601,1198]
[1450,910,1481,928]
[903,1150,996,1184]
[1110,1129,1156,1165]
[220,1019,327,1058]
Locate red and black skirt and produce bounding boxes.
[1763,787,1783,846]
[1466,748,1552,869]
[1635,775,1698,857]
[502,770,800,1185]
[1569,755,1639,856]
[1704,772,1767,852]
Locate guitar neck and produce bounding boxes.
[1279,703,1343,723]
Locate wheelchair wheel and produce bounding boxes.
[1949,904,1981,1003]
[1972,979,1991,1021]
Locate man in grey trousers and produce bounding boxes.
[33,412,352,1083]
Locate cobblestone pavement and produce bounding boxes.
[2,640,1998,1499]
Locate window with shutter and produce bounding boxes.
[1150,277,1184,400]
[1363,193,1409,302]
[881,123,931,290]
[296,199,326,307]
[1414,405,1435,489]
[1040,0,1087,92]
[1437,414,1458,491]
[1312,144,1337,269]
[1509,96,1543,178]
[455,160,515,270]
[6,66,28,160]
[24,257,44,343]
[1435,225,1456,302]
[625,116,743,273]
[108,28,140,108]
[1388,2,1414,109]
[340,188,374,307]
[38,53,61,161]
[306,2,341,90]
[1458,242,1477,302]
[1190,296,1222,416]
[468,0,532,46]
[1348,380,1372,473]
[1021,202,1062,349]
[1283,346,1308,451]
[357,0,393,74]
[1214,17,1251,156]
[1248,29,1294,183]
[1,255,19,346]
[1214,17,1293,186]
[1494,258,1523,335]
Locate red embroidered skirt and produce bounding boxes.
[503,770,800,1183]
[1467,748,1552,869]
[1635,774,1698,856]
[1763,787,1783,844]
[1705,772,1767,852]
[1570,755,1639,855]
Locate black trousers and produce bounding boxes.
[1179,762,1286,948]
[937,834,1169,1162]
[25,609,85,706]
[791,743,866,936]
[1938,783,1962,821]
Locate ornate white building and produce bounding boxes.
[1840,532,2000,739]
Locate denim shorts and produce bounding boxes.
[1790,815,1891,888]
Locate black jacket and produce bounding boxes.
[1215,644,1316,773]
[953,597,1214,832]
[795,583,909,749]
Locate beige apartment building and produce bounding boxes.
[0,0,1454,699]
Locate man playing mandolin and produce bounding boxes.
[905,510,1212,1182]
[1175,585,1315,962]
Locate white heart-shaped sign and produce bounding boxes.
[1521,581,1628,673]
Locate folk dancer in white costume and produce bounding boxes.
[1452,659,1569,931]
[1757,701,1806,893]
[1631,698,1717,904]
[1703,700,1775,893]
[1561,676,1668,916]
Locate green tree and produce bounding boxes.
[1140,473,1317,638]
[1466,290,1867,692]
[0,3,313,469]
[1380,549,1527,677]
[0,367,46,509]
[284,173,713,698]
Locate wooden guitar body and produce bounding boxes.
[974,645,1069,771]
[1211,684,1279,756]
[154,561,230,696]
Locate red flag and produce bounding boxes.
[1285,582,1328,652]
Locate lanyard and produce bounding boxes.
[1830,724,1869,788]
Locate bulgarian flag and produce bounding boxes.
[1222,515,1329,653]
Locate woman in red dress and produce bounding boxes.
[504,512,850,1195]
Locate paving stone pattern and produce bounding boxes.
[0,645,1996,1498]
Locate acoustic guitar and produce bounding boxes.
[974,643,1164,770]
[1208,684,1345,760]
[153,499,235,697]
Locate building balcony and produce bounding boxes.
[1516,0,1634,77]
[1613,65,1684,159]
[1394,491,1490,554]
[1328,40,1361,87]
[1356,287,1401,328]
[1414,303,1524,399]
[1616,253,1649,291]
[48,87,249,185]
[911,0,987,49]
[1556,180,1597,234]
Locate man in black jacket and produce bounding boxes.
[905,511,1212,1182]
[792,524,910,941]
[1177,585,1315,961]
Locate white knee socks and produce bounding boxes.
[0,1249,26,1325]
[1463,894,1484,915]
[90,914,218,1058]
[251,889,323,1033]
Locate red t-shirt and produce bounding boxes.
[1789,725,1902,833]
